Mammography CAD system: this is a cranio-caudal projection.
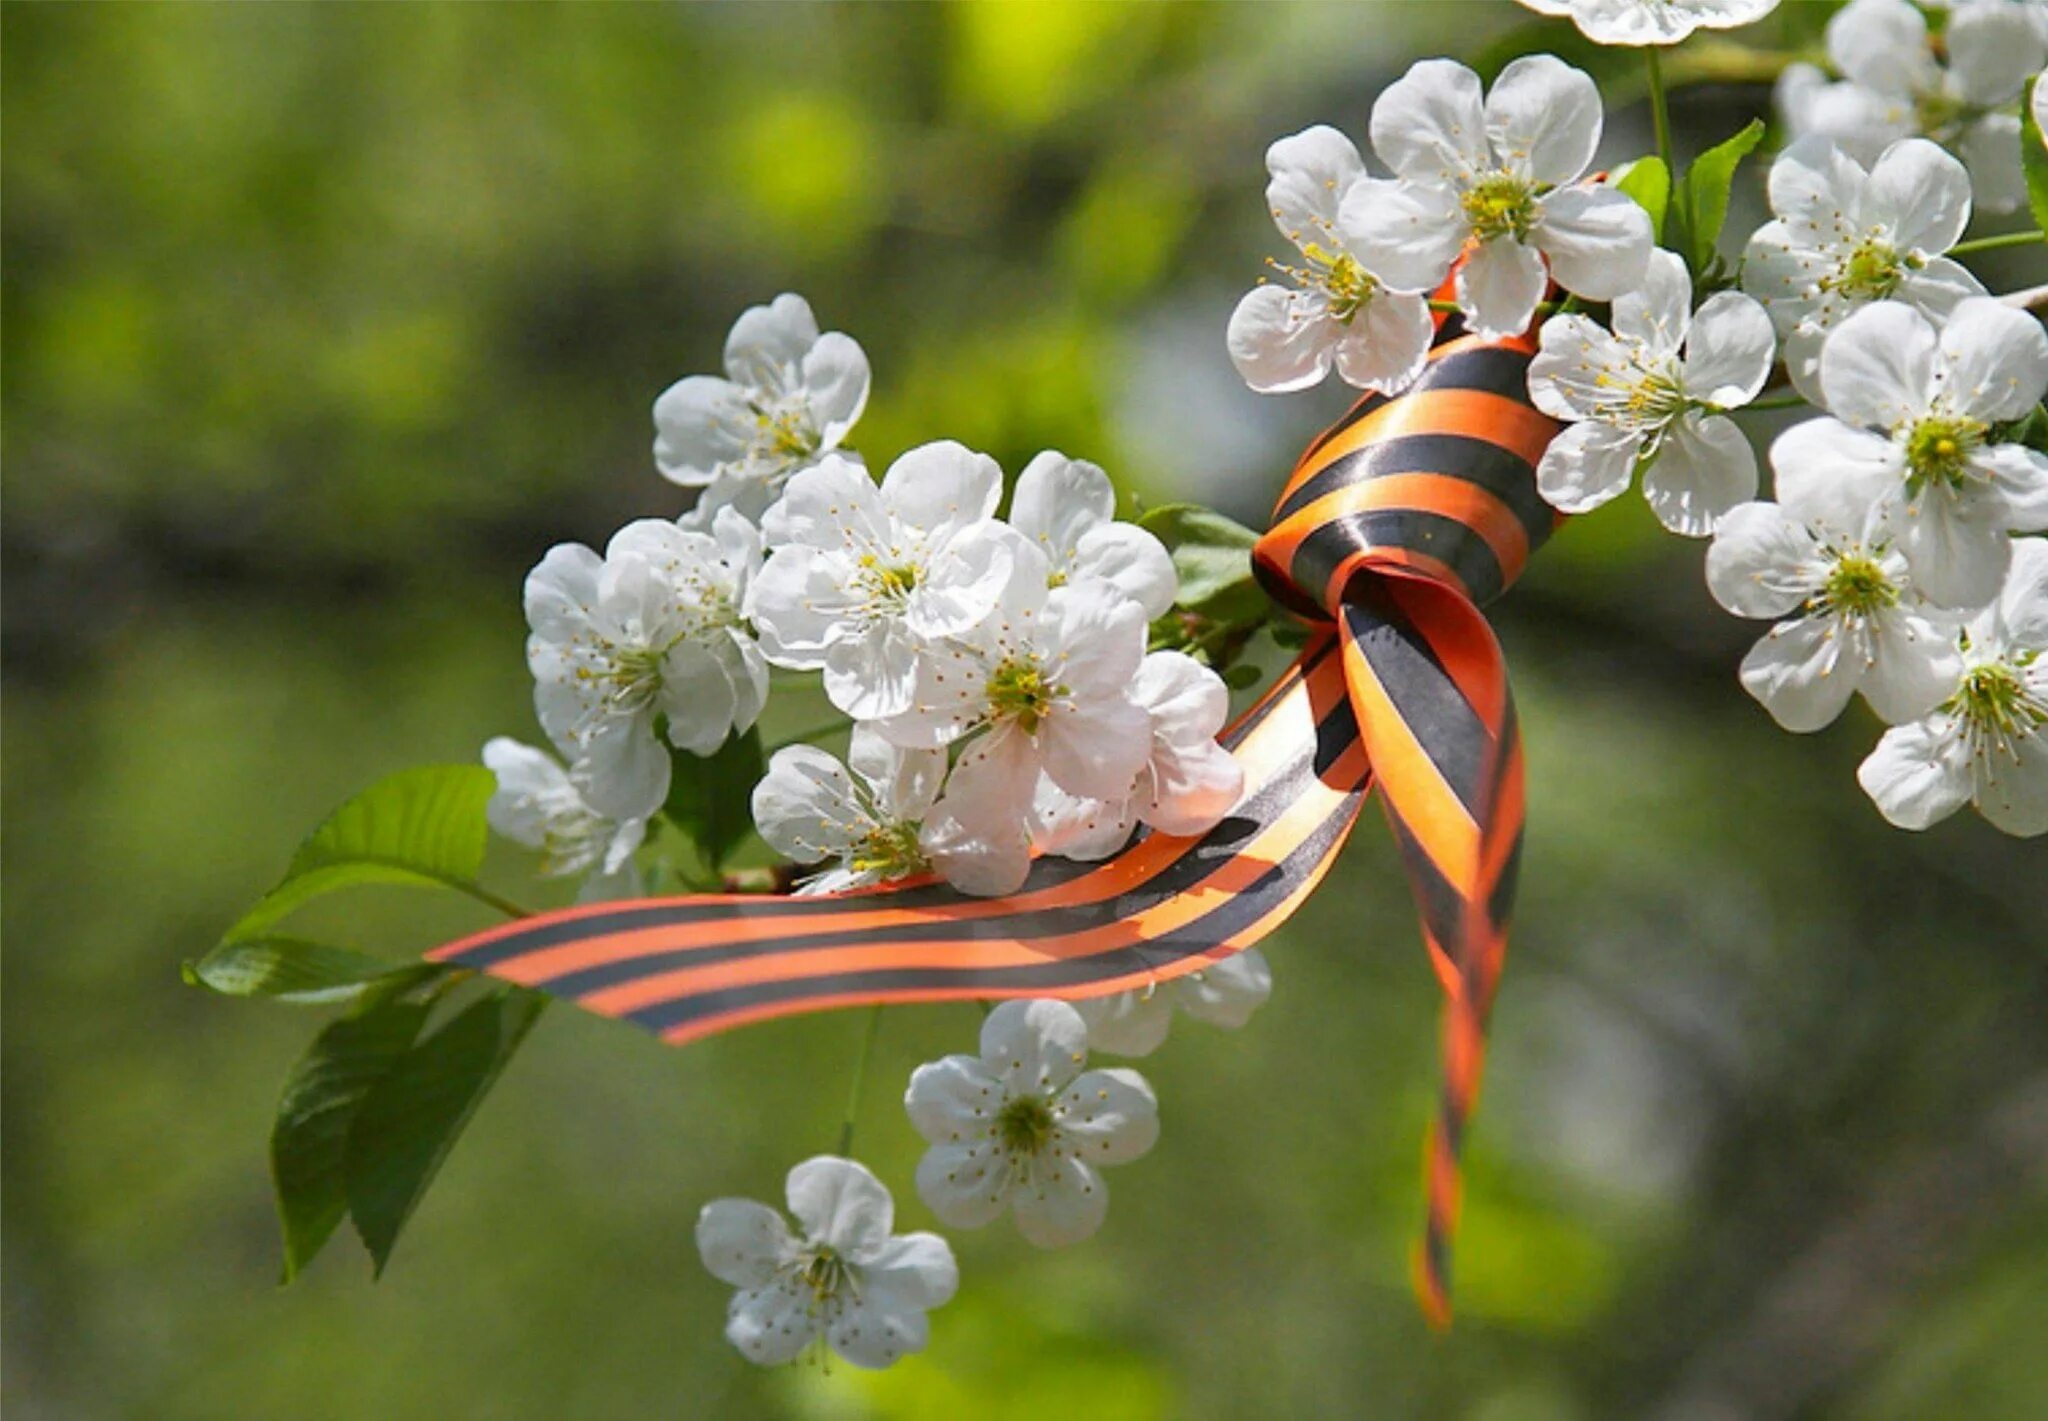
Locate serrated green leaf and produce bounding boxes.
[185,936,408,1004]
[1614,156,1670,243]
[2023,75,2048,238]
[1685,119,1765,274]
[269,988,434,1281]
[230,765,497,940]
[344,990,546,1276]
[1136,503,1269,623]
[663,725,765,871]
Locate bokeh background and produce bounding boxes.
[6,3,2047,1417]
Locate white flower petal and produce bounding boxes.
[1073,992,1174,1057]
[652,375,754,487]
[1071,524,1179,621]
[1944,0,2048,107]
[1859,716,1973,829]
[1705,500,1823,618]
[1369,58,1490,183]
[1935,296,2048,424]
[1642,412,1758,536]
[1332,290,1434,395]
[1860,608,1964,724]
[1975,721,2048,836]
[1227,285,1339,394]
[1531,185,1653,302]
[1527,313,1637,421]
[1682,292,1777,408]
[1865,137,1974,255]
[1457,236,1549,340]
[1171,949,1273,1029]
[696,1199,792,1288]
[1008,1158,1111,1249]
[1769,417,1903,528]
[784,1156,894,1256]
[1485,54,1602,187]
[913,1142,1012,1230]
[1826,0,1936,97]
[1818,301,1937,430]
[1264,124,1368,239]
[1611,248,1694,354]
[1959,111,2028,215]
[751,745,863,865]
[1740,616,1860,731]
[1055,1067,1160,1166]
[1535,419,1643,514]
[904,1054,1000,1143]
[1337,177,1469,293]
[1891,487,2012,608]
[724,292,821,392]
[801,332,872,448]
[726,1278,818,1366]
[979,999,1090,1096]
[880,440,1004,535]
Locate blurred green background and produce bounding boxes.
[6,3,2047,1417]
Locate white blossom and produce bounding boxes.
[1859,538,2048,835]
[1072,951,1273,1058]
[905,1000,1158,1248]
[1705,480,1962,733]
[481,737,647,899]
[879,570,1152,861]
[1786,297,2048,609]
[1528,249,1775,535]
[1514,0,1780,46]
[1781,0,2046,214]
[1031,650,1246,858]
[695,1156,958,1369]
[1228,125,1434,396]
[654,293,871,526]
[1008,451,1177,619]
[749,443,1021,721]
[524,508,767,820]
[751,727,944,894]
[1339,56,1653,340]
[1742,136,1985,401]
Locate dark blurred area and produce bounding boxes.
[5,4,2046,1418]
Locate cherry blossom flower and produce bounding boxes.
[481,737,647,899]
[752,727,944,894]
[1859,538,2048,835]
[1705,478,1962,733]
[1030,650,1246,858]
[654,293,871,526]
[525,508,767,820]
[879,568,1152,847]
[1228,125,1434,396]
[1781,0,2047,214]
[749,443,1021,721]
[905,1000,1158,1248]
[1339,56,1653,340]
[1528,250,1775,535]
[1073,951,1273,1058]
[695,1156,958,1369]
[1742,136,1984,402]
[1007,451,1177,619]
[1514,0,1781,46]
[1785,297,2048,609]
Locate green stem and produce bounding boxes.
[453,880,536,919]
[1645,47,1688,255]
[1740,393,1808,412]
[1949,230,2047,256]
[835,1005,885,1157]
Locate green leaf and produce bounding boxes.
[184,936,409,1004]
[1136,503,1269,624]
[2023,75,2048,238]
[1220,663,1264,691]
[344,989,546,1276]
[1614,156,1671,243]
[230,765,497,940]
[663,725,765,871]
[270,986,434,1281]
[1684,119,1765,274]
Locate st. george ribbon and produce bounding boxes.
[429,294,1561,1327]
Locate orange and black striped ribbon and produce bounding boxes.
[429,294,1560,1326]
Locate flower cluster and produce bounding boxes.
[1229,54,1657,393]
[1230,25,2048,838]
[485,294,1245,902]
